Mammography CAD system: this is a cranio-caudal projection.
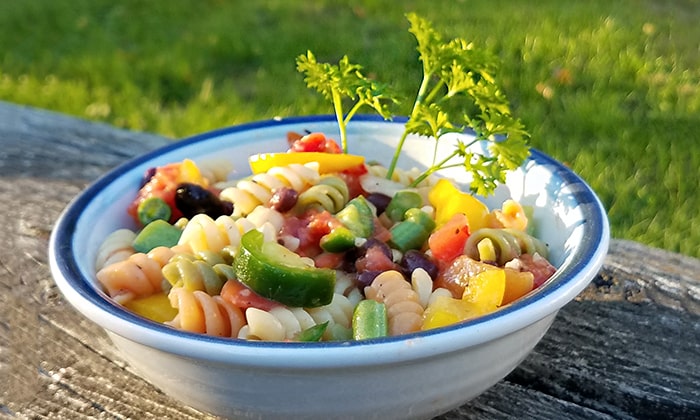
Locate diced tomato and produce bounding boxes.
[280,210,343,258]
[371,218,392,243]
[356,245,399,273]
[428,213,470,263]
[338,169,368,199]
[513,253,557,288]
[434,255,497,298]
[313,252,345,269]
[288,132,342,154]
[220,279,280,311]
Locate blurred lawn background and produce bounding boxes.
[1,0,698,258]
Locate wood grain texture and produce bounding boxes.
[1,101,698,419]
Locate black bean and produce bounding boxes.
[401,250,438,279]
[269,187,298,212]
[175,183,230,219]
[365,192,392,215]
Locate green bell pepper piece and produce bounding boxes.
[385,190,423,222]
[336,195,374,238]
[235,230,336,308]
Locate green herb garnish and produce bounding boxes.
[297,13,530,196]
[296,51,394,153]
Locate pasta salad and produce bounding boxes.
[95,132,556,342]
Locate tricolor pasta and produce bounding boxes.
[94,132,557,342]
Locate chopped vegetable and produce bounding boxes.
[319,226,356,253]
[352,299,388,340]
[132,219,182,253]
[384,190,423,222]
[249,151,365,174]
[234,230,336,308]
[461,269,506,311]
[428,213,470,263]
[137,196,172,226]
[336,195,374,238]
[124,293,177,323]
[428,178,489,229]
[388,208,435,252]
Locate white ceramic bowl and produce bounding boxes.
[49,115,609,420]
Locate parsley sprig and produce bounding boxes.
[296,13,530,196]
[296,51,394,153]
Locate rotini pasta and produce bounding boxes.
[307,293,355,331]
[166,287,246,337]
[241,306,316,341]
[219,163,321,217]
[94,228,136,271]
[96,247,173,304]
[177,205,283,255]
[334,271,363,307]
[294,175,349,214]
[464,228,548,266]
[161,253,235,296]
[487,199,529,231]
[364,270,424,336]
[410,268,433,309]
[240,293,355,341]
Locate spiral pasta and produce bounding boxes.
[295,175,349,214]
[241,306,316,341]
[410,268,434,309]
[166,287,246,337]
[334,271,363,307]
[177,205,283,255]
[96,246,175,304]
[219,163,321,217]
[464,228,549,266]
[307,293,355,331]
[95,228,136,271]
[239,293,355,341]
[487,199,529,231]
[364,270,424,336]
[162,253,235,296]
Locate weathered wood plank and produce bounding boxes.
[1,101,698,419]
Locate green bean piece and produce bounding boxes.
[352,300,388,340]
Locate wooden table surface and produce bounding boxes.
[1,101,698,419]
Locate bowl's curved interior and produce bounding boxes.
[49,115,609,367]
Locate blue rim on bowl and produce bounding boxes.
[49,114,609,368]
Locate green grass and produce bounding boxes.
[1,0,699,258]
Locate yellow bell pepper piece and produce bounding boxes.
[249,152,365,174]
[124,292,178,323]
[422,268,507,331]
[177,158,209,186]
[428,178,489,230]
[462,268,506,311]
[422,295,485,330]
